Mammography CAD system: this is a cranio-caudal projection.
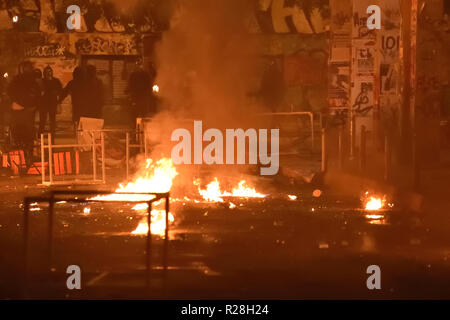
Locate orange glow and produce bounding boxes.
[131,209,175,237]
[288,195,297,201]
[194,178,265,202]
[91,158,177,235]
[364,197,384,211]
[313,189,322,198]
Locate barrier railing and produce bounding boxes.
[256,112,316,150]
[23,190,170,290]
[40,129,146,185]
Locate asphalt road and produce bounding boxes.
[0,176,449,299]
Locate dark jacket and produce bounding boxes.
[7,72,40,109]
[40,77,63,110]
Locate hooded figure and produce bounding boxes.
[38,65,62,139]
[84,64,104,119]
[61,66,86,126]
[7,61,40,163]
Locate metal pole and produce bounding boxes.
[40,134,45,185]
[338,126,344,170]
[126,132,130,180]
[48,194,54,269]
[310,113,315,149]
[101,132,106,183]
[146,201,152,287]
[23,198,30,293]
[384,135,392,182]
[48,133,53,184]
[164,196,169,270]
[350,114,355,160]
[321,128,327,173]
[360,125,367,172]
[412,131,420,189]
[92,132,97,181]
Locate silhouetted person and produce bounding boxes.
[260,60,285,112]
[61,66,86,127]
[7,61,40,163]
[126,63,157,125]
[38,66,62,140]
[84,64,104,119]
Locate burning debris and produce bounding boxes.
[362,192,394,212]
[194,178,266,203]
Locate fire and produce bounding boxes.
[91,158,178,236]
[195,178,224,202]
[365,197,383,211]
[12,16,18,23]
[131,209,175,237]
[231,180,266,198]
[152,84,160,93]
[194,178,265,202]
[92,158,177,202]
[288,195,297,201]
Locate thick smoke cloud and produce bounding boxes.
[154,0,263,129]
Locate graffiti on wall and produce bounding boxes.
[0,0,170,33]
[255,0,330,34]
[72,35,137,55]
[25,43,66,57]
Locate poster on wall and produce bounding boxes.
[329,62,350,108]
[353,44,376,75]
[352,0,378,40]
[351,78,375,117]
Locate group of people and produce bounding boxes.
[0,59,158,167]
[2,61,104,162]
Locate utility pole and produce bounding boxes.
[400,0,419,187]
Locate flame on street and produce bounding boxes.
[91,158,178,236]
[131,209,175,237]
[194,178,266,202]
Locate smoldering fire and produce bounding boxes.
[171,120,279,176]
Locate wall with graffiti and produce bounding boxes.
[416,0,450,157]
[0,0,330,116]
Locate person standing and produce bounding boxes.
[7,61,40,163]
[84,64,104,119]
[38,66,62,141]
[60,66,86,129]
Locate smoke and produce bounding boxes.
[154,0,263,129]
[142,0,275,187]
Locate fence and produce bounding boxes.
[40,129,146,185]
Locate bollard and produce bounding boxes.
[338,126,344,170]
[321,128,327,173]
[349,115,356,160]
[412,131,420,189]
[384,135,392,182]
[359,125,367,172]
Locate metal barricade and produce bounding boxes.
[256,111,316,149]
[23,190,170,289]
[41,129,146,185]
